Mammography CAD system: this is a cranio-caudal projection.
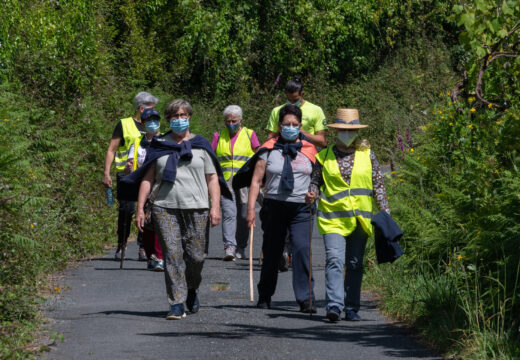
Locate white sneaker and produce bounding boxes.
[223,246,236,261]
[235,247,247,260]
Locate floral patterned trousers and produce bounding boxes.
[152,206,209,305]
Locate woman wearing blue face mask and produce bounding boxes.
[211,105,260,261]
[305,109,389,323]
[125,99,232,320]
[236,104,318,313]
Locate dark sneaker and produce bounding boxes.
[344,309,361,321]
[278,251,290,272]
[256,297,271,309]
[223,246,236,261]
[299,300,317,314]
[326,306,341,322]
[166,304,186,320]
[186,289,200,313]
[138,248,147,261]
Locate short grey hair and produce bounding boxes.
[164,99,193,120]
[133,92,158,110]
[223,105,243,119]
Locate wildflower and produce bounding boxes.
[488,103,493,109]
[449,122,453,126]
[54,287,61,293]
[457,255,463,261]
[468,97,476,102]
[477,231,481,236]
[467,124,474,129]
[494,169,499,173]
[3,118,8,122]
[448,91,451,96]
[391,171,396,175]
[470,108,476,113]
[477,146,480,151]
[410,148,414,152]
[30,224,35,229]
[439,92,444,97]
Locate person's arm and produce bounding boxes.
[246,159,267,227]
[250,131,261,152]
[371,152,390,214]
[305,161,324,204]
[206,173,221,227]
[135,165,155,232]
[124,143,135,175]
[267,131,278,140]
[300,129,327,148]
[102,137,121,188]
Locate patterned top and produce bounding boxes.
[309,145,389,213]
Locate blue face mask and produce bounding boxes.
[145,119,160,134]
[281,126,300,141]
[286,100,302,107]
[170,118,190,134]
[226,123,240,133]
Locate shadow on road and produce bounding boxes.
[137,322,433,358]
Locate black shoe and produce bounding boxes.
[326,306,341,322]
[278,252,290,272]
[344,309,361,321]
[299,300,317,314]
[186,289,200,313]
[256,297,271,309]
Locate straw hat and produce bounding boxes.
[326,109,368,130]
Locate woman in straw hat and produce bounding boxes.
[305,109,389,322]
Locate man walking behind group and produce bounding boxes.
[102,91,159,260]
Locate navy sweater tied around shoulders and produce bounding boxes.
[121,132,232,200]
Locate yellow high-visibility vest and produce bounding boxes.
[316,146,374,237]
[216,127,255,181]
[114,117,142,173]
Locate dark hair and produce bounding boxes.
[284,77,303,94]
[279,104,302,124]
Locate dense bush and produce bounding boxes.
[366,1,520,357]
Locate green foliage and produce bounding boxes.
[366,1,520,358]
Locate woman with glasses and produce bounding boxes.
[123,99,231,320]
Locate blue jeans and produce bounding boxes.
[324,225,368,312]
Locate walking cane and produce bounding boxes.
[308,206,313,319]
[120,213,128,270]
[249,225,254,302]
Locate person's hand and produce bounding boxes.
[124,160,133,175]
[135,208,146,232]
[102,174,113,188]
[305,191,316,204]
[246,208,256,228]
[209,206,221,227]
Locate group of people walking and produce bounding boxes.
[102,78,390,322]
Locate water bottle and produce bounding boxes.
[106,188,114,206]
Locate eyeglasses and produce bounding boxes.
[170,112,189,119]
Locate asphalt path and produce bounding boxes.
[43,208,439,360]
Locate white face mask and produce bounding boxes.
[337,130,357,147]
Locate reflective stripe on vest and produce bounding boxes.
[115,117,142,173]
[216,127,255,181]
[316,146,374,237]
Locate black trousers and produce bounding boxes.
[116,172,137,247]
[258,199,315,304]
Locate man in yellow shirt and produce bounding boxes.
[266,77,327,148]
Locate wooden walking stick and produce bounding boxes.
[249,225,254,302]
[308,206,313,319]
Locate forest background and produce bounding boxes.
[1,0,519,358]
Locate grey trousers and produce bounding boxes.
[221,189,249,249]
[323,224,368,312]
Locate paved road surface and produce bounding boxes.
[43,211,439,360]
